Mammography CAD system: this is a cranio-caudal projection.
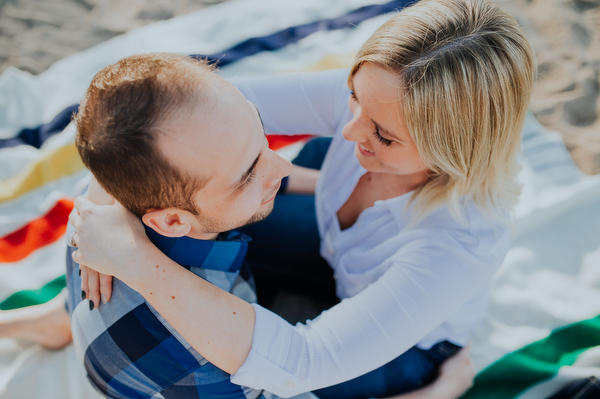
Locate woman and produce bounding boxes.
[71,0,535,397]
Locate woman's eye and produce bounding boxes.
[373,128,393,146]
[350,90,357,101]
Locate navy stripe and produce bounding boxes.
[528,160,578,172]
[523,141,569,157]
[5,1,414,151]
[0,104,78,150]
[193,0,414,67]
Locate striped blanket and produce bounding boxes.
[1,0,599,398]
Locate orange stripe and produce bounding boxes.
[267,134,314,151]
[0,199,73,263]
[0,136,309,262]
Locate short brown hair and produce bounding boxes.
[75,53,214,218]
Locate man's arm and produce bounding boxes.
[285,165,319,195]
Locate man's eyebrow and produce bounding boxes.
[253,104,265,132]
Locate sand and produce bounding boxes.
[1,0,599,174]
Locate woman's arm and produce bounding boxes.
[71,197,494,396]
[80,176,115,308]
[230,69,350,136]
[70,196,256,374]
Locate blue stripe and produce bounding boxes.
[193,0,414,68]
[6,0,413,150]
[0,104,78,150]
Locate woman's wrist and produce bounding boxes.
[115,237,164,286]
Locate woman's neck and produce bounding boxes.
[368,170,430,197]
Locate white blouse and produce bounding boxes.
[229,69,510,397]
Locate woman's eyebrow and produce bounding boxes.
[354,85,403,142]
[373,120,398,140]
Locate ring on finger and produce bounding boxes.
[68,232,78,248]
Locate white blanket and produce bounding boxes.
[1,1,599,398]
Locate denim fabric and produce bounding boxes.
[548,376,600,399]
[240,137,337,306]
[314,341,462,399]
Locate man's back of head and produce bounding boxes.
[74,53,213,219]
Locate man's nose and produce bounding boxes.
[266,150,292,183]
[278,155,293,179]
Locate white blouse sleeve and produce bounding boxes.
[231,229,498,397]
[228,69,350,136]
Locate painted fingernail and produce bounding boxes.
[78,268,81,276]
[81,290,86,300]
[89,300,94,311]
[101,294,107,304]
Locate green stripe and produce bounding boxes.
[462,315,600,399]
[0,275,66,310]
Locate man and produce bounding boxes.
[69,52,292,399]
[1,53,473,399]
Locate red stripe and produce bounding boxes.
[267,134,314,151]
[0,136,310,263]
[0,199,73,263]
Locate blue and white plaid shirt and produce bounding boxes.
[66,227,264,399]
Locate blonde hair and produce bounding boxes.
[350,0,535,223]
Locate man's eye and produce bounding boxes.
[241,170,256,189]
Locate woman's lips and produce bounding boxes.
[358,143,375,157]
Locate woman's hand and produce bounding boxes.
[69,196,150,283]
[80,265,113,310]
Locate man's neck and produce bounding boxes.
[185,231,219,241]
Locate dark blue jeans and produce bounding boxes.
[313,341,461,399]
[240,137,337,307]
[239,138,462,398]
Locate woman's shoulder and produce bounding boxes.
[401,199,512,259]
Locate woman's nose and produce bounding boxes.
[342,114,366,142]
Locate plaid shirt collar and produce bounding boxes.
[144,226,251,274]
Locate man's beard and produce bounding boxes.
[200,200,275,235]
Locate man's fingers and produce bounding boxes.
[99,274,113,304]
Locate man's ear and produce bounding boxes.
[142,208,192,238]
